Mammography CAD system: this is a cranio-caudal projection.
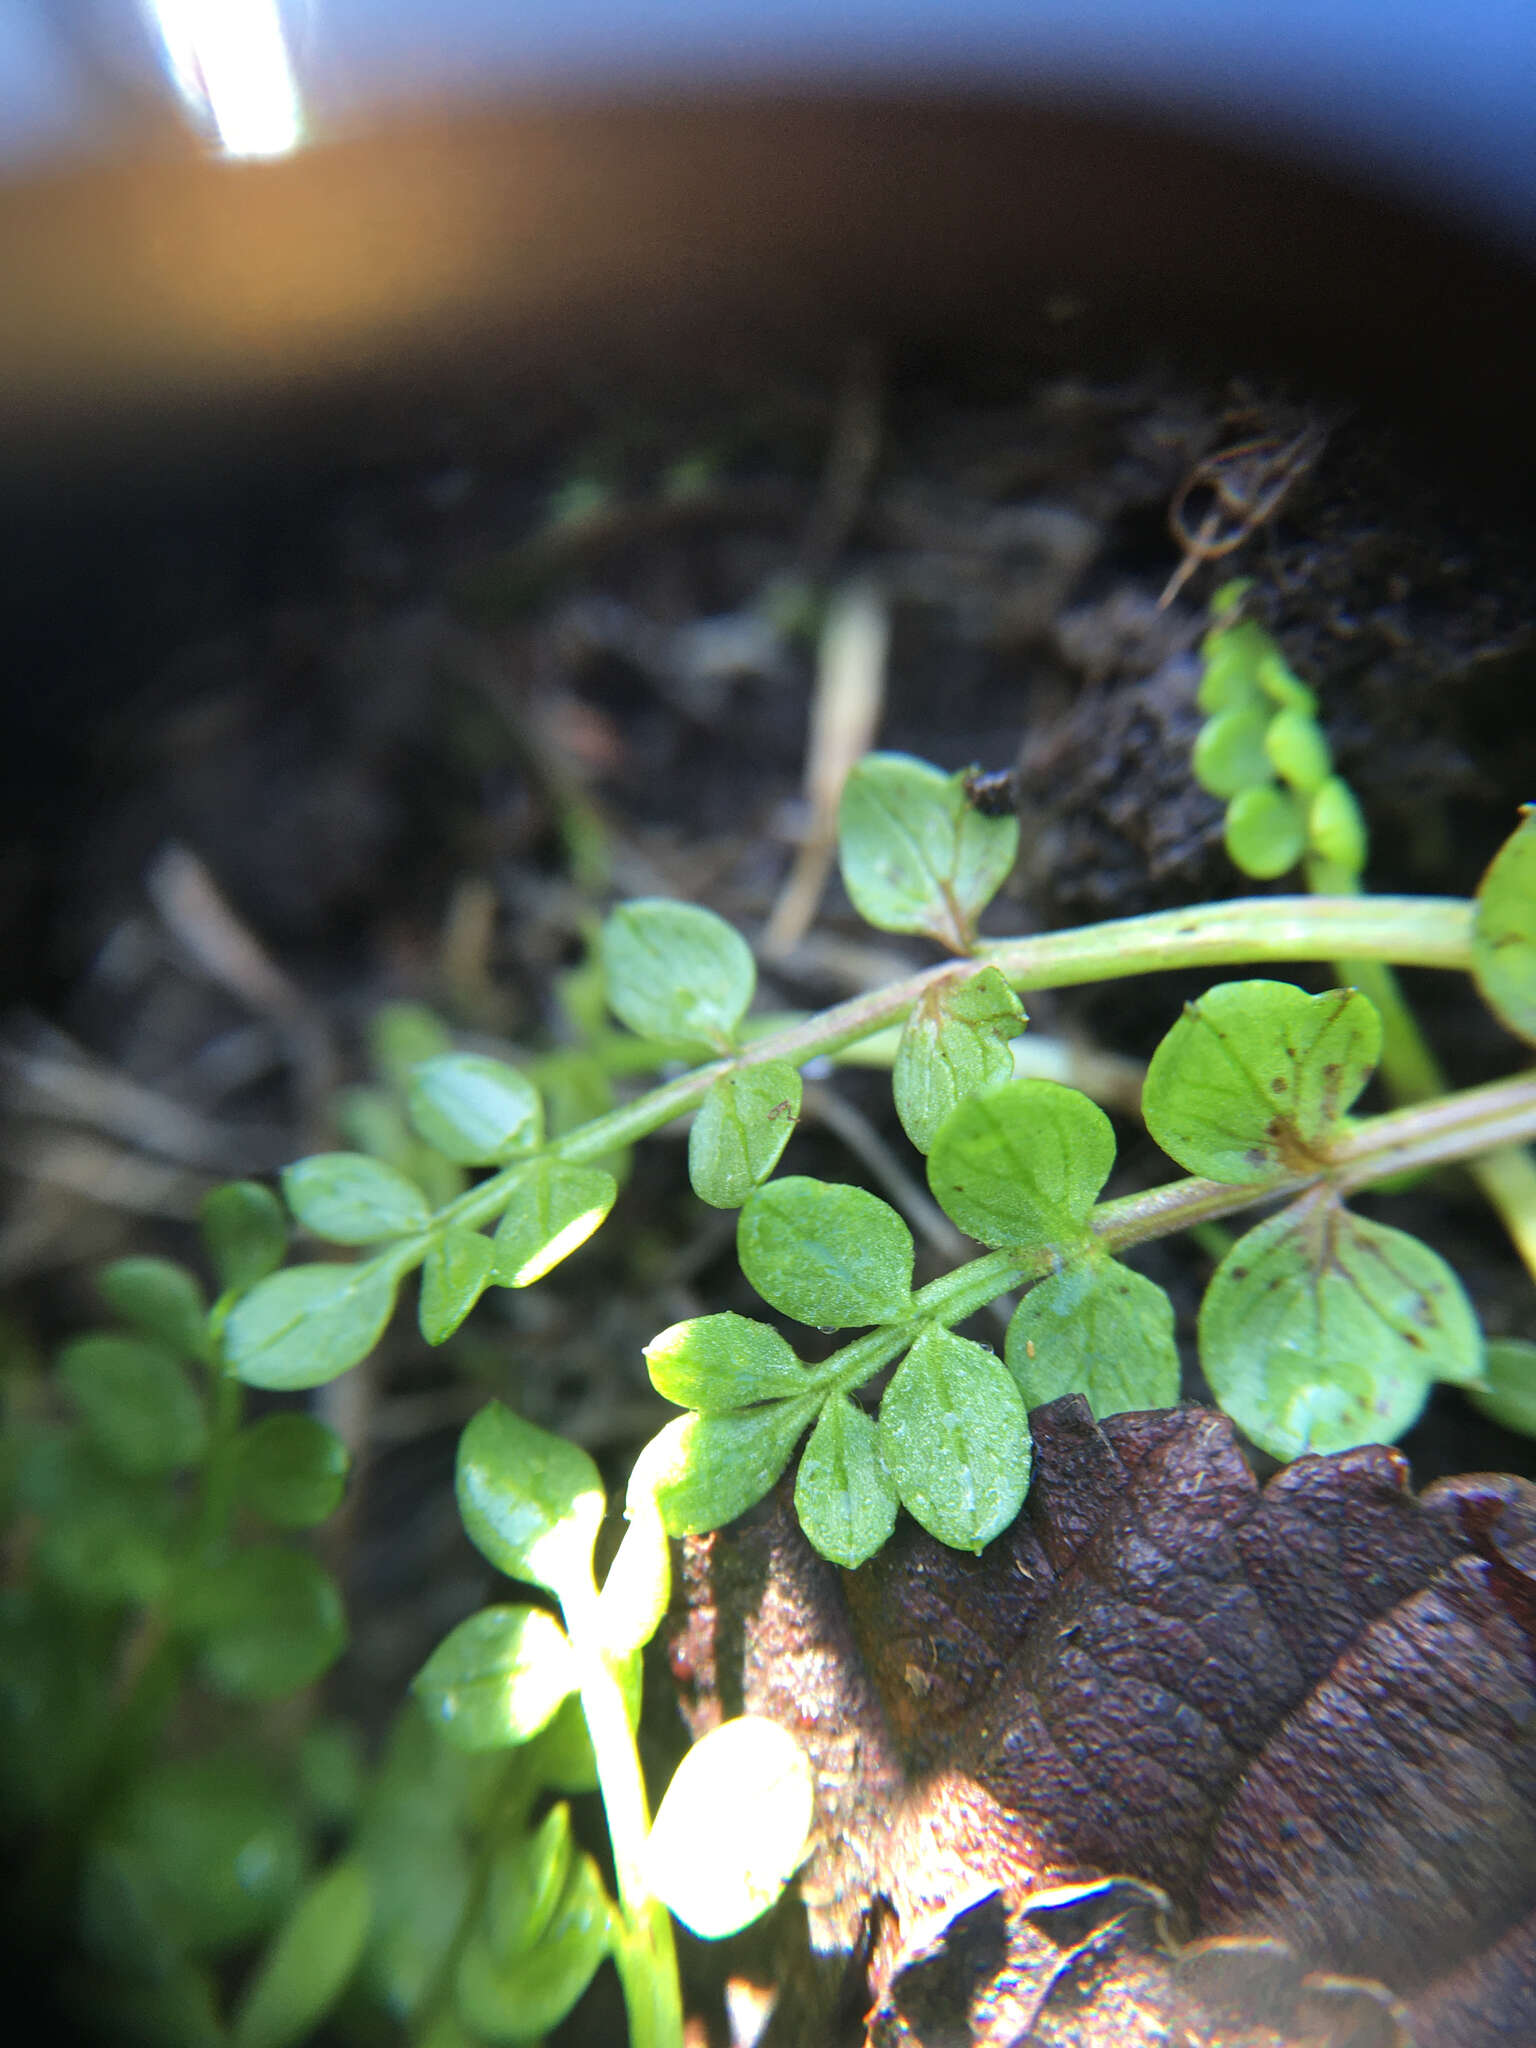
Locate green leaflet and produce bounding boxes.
[645,1717,814,1940]
[232,1414,350,1529]
[490,1158,617,1287]
[231,1859,373,2048]
[1143,979,1381,1184]
[688,1059,801,1207]
[58,1333,207,1477]
[95,1256,208,1362]
[837,752,1018,950]
[455,1402,605,1600]
[1199,1190,1484,1461]
[175,1546,348,1702]
[406,1054,544,1165]
[481,1805,572,1962]
[454,1851,610,2044]
[893,965,1025,1154]
[1466,1338,1536,1439]
[1472,807,1536,1045]
[644,1311,812,1412]
[412,1606,578,1753]
[878,1324,1031,1553]
[419,1228,496,1343]
[1005,1253,1180,1419]
[1192,705,1272,799]
[794,1393,898,1569]
[738,1177,914,1327]
[629,1397,821,1538]
[1224,784,1307,878]
[595,1484,672,1660]
[200,1181,288,1297]
[281,1154,432,1245]
[926,1076,1114,1251]
[225,1259,399,1391]
[599,897,755,1049]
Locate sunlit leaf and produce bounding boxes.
[412,1607,577,1753]
[96,1256,208,1361]
[58,1333,207,1476]
[176,1546,348,1702]
[1471,806,1536,1044]
[490,1158,616,1287]
[225,1259,398,1391]
[419,1229,496,1344]
[646,1717,814,1940]
[600,897,755,1049]
[689,1060,802,1207]
[406,1054,544,1165]
[456,1402,605,1599]
[738,1177,914,1327]
[878,1324,1031,1552]
[282,1153,432,1245]
[232,1859,372,2048]
[1199,1191,1483,1461]
[893,965,1026,1154]
[1143,980,1381,1183]
[794,1393,898,1569]
[232,1413,350,1529]
[596,1485,672,1659]
[926,1077,1114,1251]
[837,752,1018,949]
[1005,1252,1180,1419]
[644,1312,812,1412]
[629,1398,820,1537]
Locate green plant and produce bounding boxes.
[6,599,1534,2046]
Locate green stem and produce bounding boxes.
[556,1573,684,2048]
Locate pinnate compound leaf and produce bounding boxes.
[176,1545,347,1701]
[456,1401,605,1598]
[225,1259,398,1391]
[1143,979,1381,1184]
[1466,1337,1536,1439]
[455,1851,610,2043]
[599,896,755,1048]
[689,1060,802,1207]
[490,1158,616,1286]
[1006,1253,1180,1420]
[630,1397,820,1536]
[1471,806,1536,1044]
[232,1859,372,2048]
[233,1413,350,1529]
[58,1333,207,1475]
[645,1311,811,1412]
[412,1606,577,1752]
[281,1153,431,1245]
[878,1324,1031,1553]
[646,1717,814,1940]
[894,965,1025,1154]
[738,1177,914,1328]
[419,1228,496,1343]
[926,1076,1114,1250]
[795,1393,898,1568]
[406,1054,543,1165]
[200,1181,289,1296]
[837,752,1018,948]
[96,1256,208,1360]
[1199,1192,1483,1461]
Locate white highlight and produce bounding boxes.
[146,0,304,157]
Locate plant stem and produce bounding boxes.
[431,894,1475,1243]
[557,1573,684,2048]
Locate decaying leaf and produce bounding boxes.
[671,1398,1536,2046]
